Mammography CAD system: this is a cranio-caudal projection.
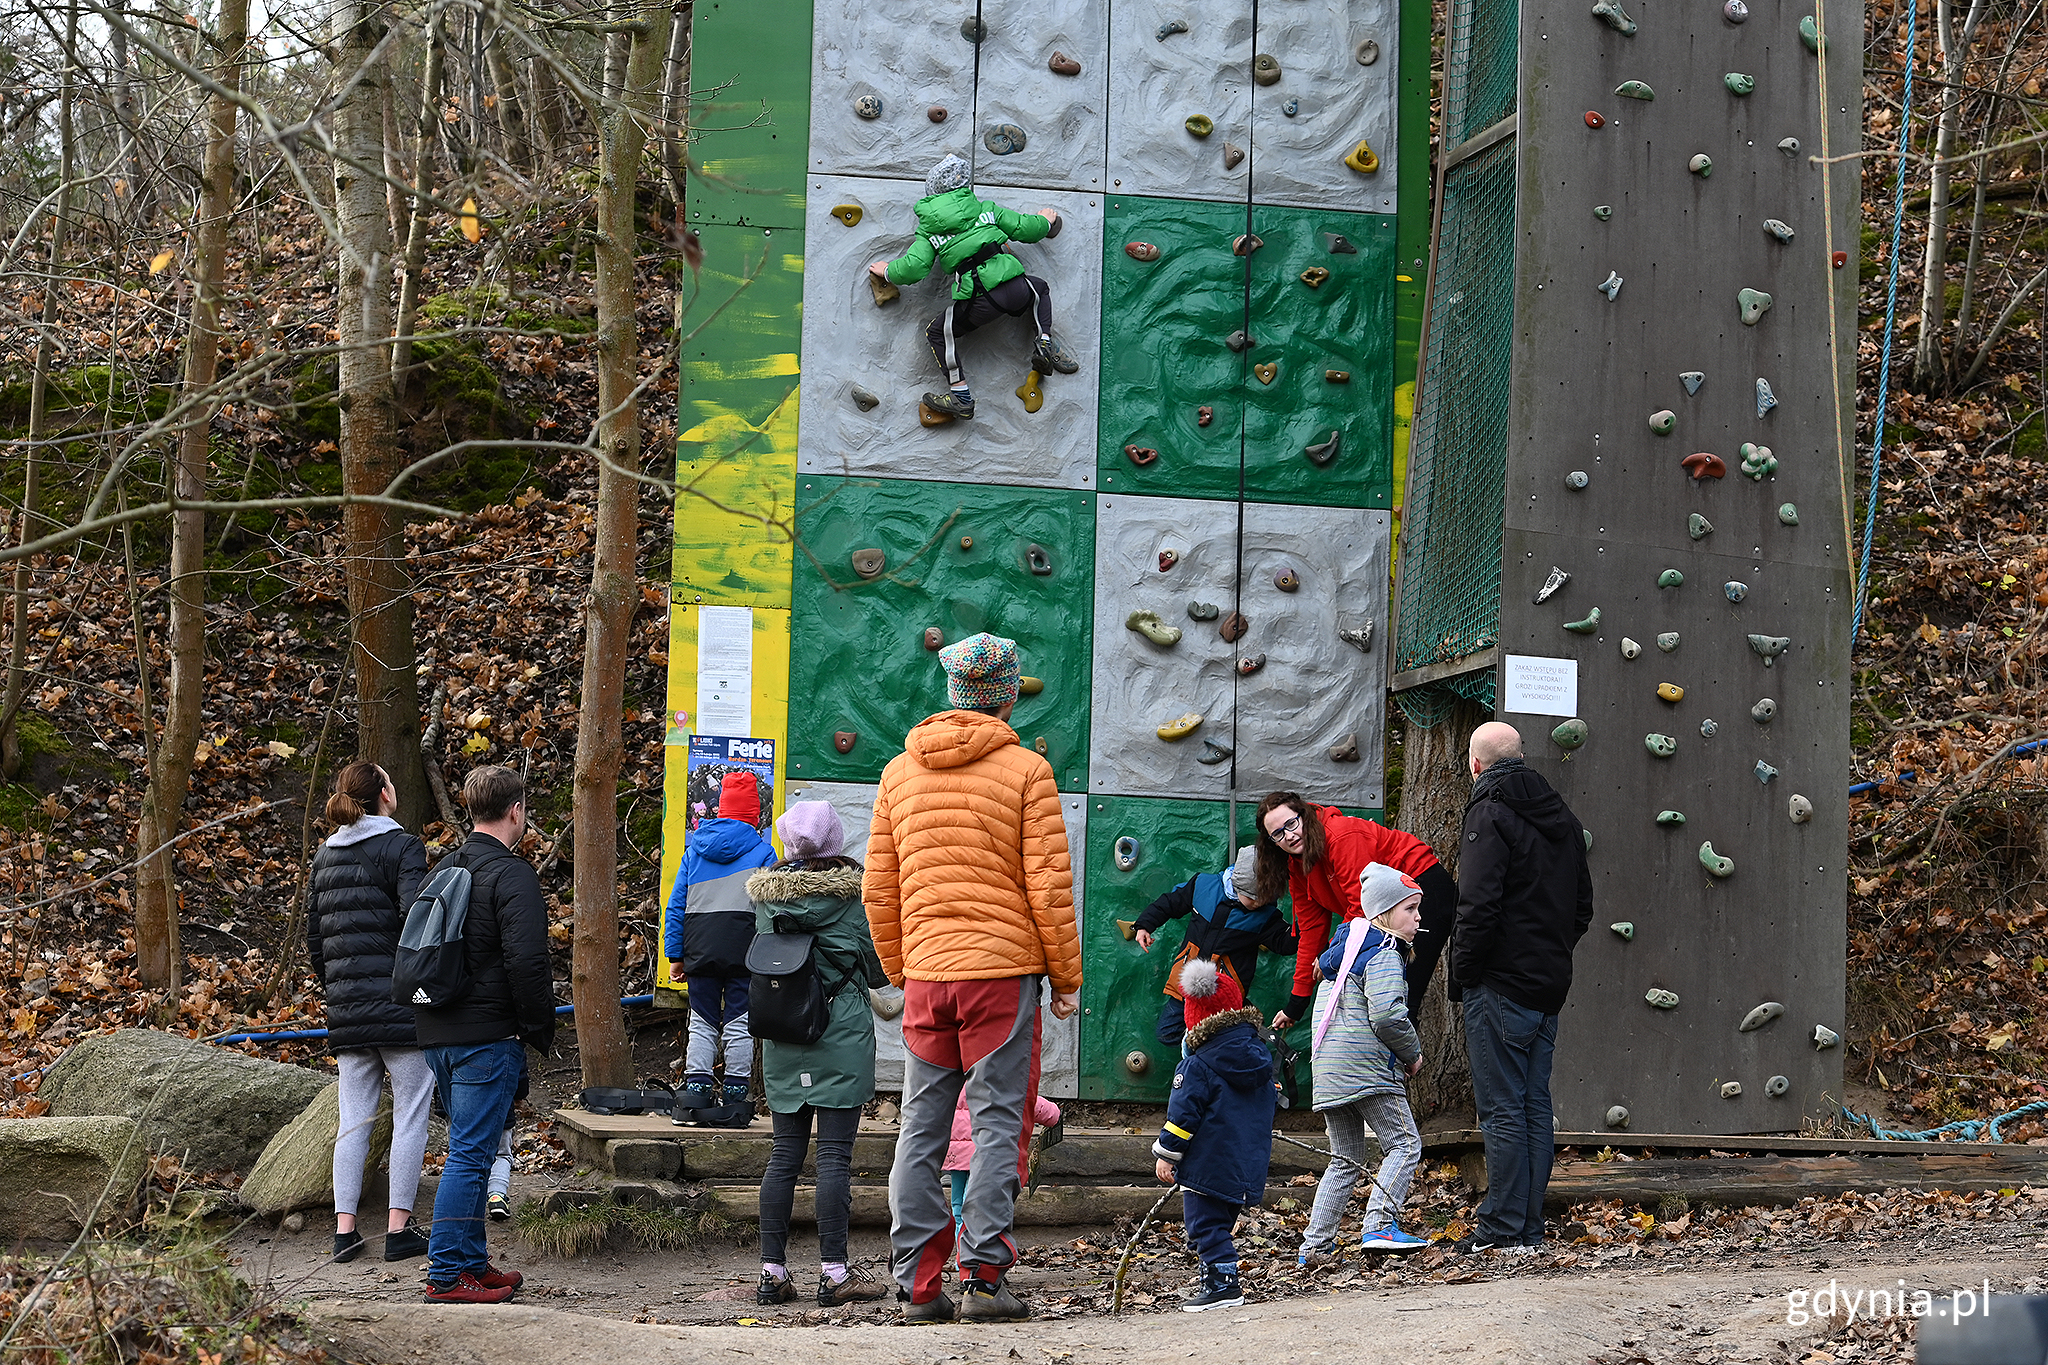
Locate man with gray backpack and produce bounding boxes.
[403,765,555,1303]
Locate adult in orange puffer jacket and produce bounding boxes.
[864,631,1079,1324]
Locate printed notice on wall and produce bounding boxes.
[696,606,753,737]
[1501,654,1579,717]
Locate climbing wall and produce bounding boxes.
[1493,0,1860,1132]
[666,0,1432,1101]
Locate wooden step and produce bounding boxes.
[1542,1152,2048,1211]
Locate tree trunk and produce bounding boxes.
[528,42,568,151]
[656,3,691,207]
[482,1,532,171]
[573,0,674,1091]
[392,10,445,384]
[334,3,429,829]
[1397,697,1486,1121]
[106,0,154,226]
[1912,0,1988,391]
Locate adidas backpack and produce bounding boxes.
[391,864,474,1008]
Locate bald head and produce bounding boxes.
[1469,721,1524,777]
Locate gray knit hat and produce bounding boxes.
[925,154,971,198]
[1224,845,1260,901]
[1359,862,1424,924]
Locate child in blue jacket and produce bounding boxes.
[1151,957,1279,1311]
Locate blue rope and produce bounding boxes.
[1852,0,1920,644]
[1841,1097,2048,1143]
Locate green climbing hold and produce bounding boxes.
[1689,153,1713,177]
[1657,631,1680,652]
[1724,71,1755,95]
[1594,205,1613,220]
[1552,718,1589,750]
[1688,513,1713,541]
[1185,113,1214,138]
[1648,409,1676,435]
[1800,14,1824,51]
[1738,287,1773,325]
[1645,988,1679,1009]
[1748,633,1791,666]
[1563,607,1602,634]
[1645,733,1677,759]
[1658,569,1684,588]
[1187,601,1220,621]
[1592,0,1639,34]
[1656,810,1686,826]
[1126,610,1183,647]
[1739,1001,1784,1032]
[1698,841,1735,878]
[1615,80,1654,99]
[1739,442,1778,479]
[1611,922,1635,941]
[1582,828,1594,853]
[1778,503,1800,526]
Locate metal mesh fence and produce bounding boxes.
[1445,0,1520,142]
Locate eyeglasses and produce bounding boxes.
[1266,814,1304,843]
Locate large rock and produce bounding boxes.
[0,1115,149,1240]
[39,1030,331,1174]
[240,1082,396,1216]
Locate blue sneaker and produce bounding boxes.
[1360,1225,1431,1253]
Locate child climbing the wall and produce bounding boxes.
[868,153,1079,421]
[1296,864,1430,1266]
[1132,845,1295,1047]
[1152,958,1279,1311]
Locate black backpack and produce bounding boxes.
[391,864,474,1008]
[745,917,842,1044]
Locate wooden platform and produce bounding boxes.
[1423,1128,2048,1159]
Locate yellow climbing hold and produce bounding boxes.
[1157,711,1204,741]
[1018,676,1044,695]
[1015,369,1043,413]
[1344,139,1380,174]
[830,204,863,227]
[1657,682,1684,703]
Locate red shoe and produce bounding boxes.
[476,1265,524,1291]
[423,1271,515,1304]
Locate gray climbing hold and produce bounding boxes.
[1648,409,1676,435]
[1534,566,1571,604]
[1644,733,1677,758]
[1552,717,1589,750]
[1755,759,1778,784]
[1222,141,1245,170]
[1329,733,1361,763]
[1721,1081,1743,1099]
[1813,1024,1840,1049]
[1611,921,1635,940]
[1283,98,1299,117]
[1592,0,1639,34]
[1563,607,1602,634]
[1606,1105,1631,1128]
[1646,988,1679,1010]
[1725,71,1756,95]
[850,385,880,411]
[1594,205,1613,221]
[1748,634,1791,666]
[1689,513,1713,541]
[1739,1001,1784,1032]
[851,548,886,579]
[1778,503,1800,526]
[1252,53,1282,85]
[1788,793,1813,823]
[1751,698,1777,723]
[1756,377,1778,417]
[1187,601,1220,621]
[1026,544,1053,575]
[1765,1075,1790,1098]
[1726,0,1749,18]
[1739,288,1773,325]
[1657,631,1680,652]
[1689,153,1713,177]
[1338,624,1374,652]
[1226,329,1252,353]
[855,94,883,119]
[960,14,986,42]
[1658,569,1684,588]
[1355,38,1381,65]
[1157,18,1188,39]
[984,123,1027,156]
[1566,469,1590,489]
[1616,80,1654,99]
[1323,232,1357,255]
[1620,637,1642,659]
[1655,810,1686,826]
[1699,718,1718,737]
[1114,836,1140,871]
[1198,739,1235,766]
[1763,219,1794,244]
[1724,581,1748,603]
[1680,371,1705,395]
[1305,431,1342,466]
[1698,841,1734,877]
[1778,136,1801,156]
[1598,271,1623,301]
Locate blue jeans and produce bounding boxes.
[1461,984,1558,1246]
[425,1040,525,1281]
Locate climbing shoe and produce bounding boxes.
[1180,1265,1244,1312]
[921,390,976,420]
[1031,335,1079,375]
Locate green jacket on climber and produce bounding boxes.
[883,186,1053,302]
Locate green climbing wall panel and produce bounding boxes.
[686,0,812,229]
[787,477,1096,789]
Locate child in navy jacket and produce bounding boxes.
[1151,957,1279,1311]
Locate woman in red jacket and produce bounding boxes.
[1252,792,1454,1029]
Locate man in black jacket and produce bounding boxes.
[1449,722,1592,1254]
[417,765,556,1303]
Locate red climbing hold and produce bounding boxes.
[1585,110,1606,128]
[1125,444,1159,466]
[833,731,857,754]
[1197,406,1213,427]
[1682,451,1727,480]
[1832,250,1848,268]
[1125,242,1161,262]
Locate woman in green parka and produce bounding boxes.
[748,800,892,1309]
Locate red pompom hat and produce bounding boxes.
[717,771,761,825]
[1179,957,1244,1031]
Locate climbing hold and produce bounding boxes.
[1329,733,1361,763]
[831,204,863,227]
[1585,110,1607,128]
[1648,409,1676,435]
[1833,251,1849,268]
[1125,241,1161,262]
[1689,153,1714,177]
[833,730,857,754]
[1739,1001,1784,1032]
[959,14,985,42]
[1338,625,1374,652]
[1304,430,1341,465]
[1682,452,1726,480]
[1048,50,1082,76]
[1751,698,1777,723]
[1018,676,1043,695]
[1813,1024,1840,1049]
[1593,205,1613,220]
[1026,544,1053,575]
[1197,406,1213,426]
[1800,14,1823,51]
[1606,1105,1631,1128]
[1700,718,1718,737]
[1620,637,1641,659]
[1725,72,1756,95]
[1534,566,1570,604]
[1034,735,1048,755]
[1658,569,1684,588]
[1282,99,1300,117]
[1198,740,1234,765]
[1788,794,1812,823]
[959,536,972,552]
[1756,377,1779,417]
[1188,601,1219,621]
[1116,919,1138,941]
[1126,611,1182,647]
[1300,266,1330,289]
[1323,233,1357,255]
[1738,288,1773,325]
[923,627,945,651]
[1657,631,1680,652]
[1583,829,1594,853]
[1748,634,1790,666]
[1237,653,1266,676]
[1552,718,1589,750]
[1765,1075,1790,1098]
[1219,612,1249,643]
[1755,759,1779,785]
[1114,836,1141,871]
[1656,810,1686,826]
[1724,581,1748,603]
[1657,682,1684,704]
[1123,1051,1149,1076]
[1254,362,1278,385]
[1325,370,1351,384]
[1778,503,1800,526]
[1222,142,1245,171]
[1763,218,1794,244]
[1616,80,1654,99]
[1344,140,1380,174]
[1779,136,1801,156]
[1226,329,1252,353]
[1645,733,1677,758]
[984,123,1027,156]
[1725,0,1749,18]
[1598,271,1623,301]
[850,548,886,579]
[1016,370,1043,413]
[1689,513,1713,540]
[1566,470,1590,489]
[1740,443,1778,479]
[1273,567,1300,592]
[1233,233,1264,256]
[1158,549,1180,573]
[1680,371,1705,395]
[1721,1081,1743,1099]
[855,94,883,119]
[1157,711,1204,741]
[850,385,880,411]
[1124,444,1159,467]
[870,273,902,312]
[1563,607,1602,634]
[929,106,948,122]
[1646,988,1679,1010]
[1698,842,1735,877]
[1252,53,1282,85]
[1611,923,1635,943]
[1592,0,1639,33]
[1185,113,1213,138]
[1158,18,1188,40]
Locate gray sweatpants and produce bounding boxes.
[333,1046,435,1218]
[1301,1094,1422,1249]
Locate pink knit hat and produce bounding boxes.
[775,800,845,859]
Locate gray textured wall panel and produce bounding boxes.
[1499,0,1860,1133]
[1104,4,1254,202]
[797,174,1102,488]
[968,0,1110,193]
[783,780,1086,1097]
[1249,0,1400,213]
[808,0,977,181]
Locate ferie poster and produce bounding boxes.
[683,736,776,833]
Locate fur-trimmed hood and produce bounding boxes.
[746,864,865,905]
[1184,1004,1264,1054]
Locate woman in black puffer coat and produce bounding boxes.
[308,761,432,1265]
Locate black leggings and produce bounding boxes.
[758,1104,861,1266]
[1405,864,1459,1008]
[925,274,1054,386]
